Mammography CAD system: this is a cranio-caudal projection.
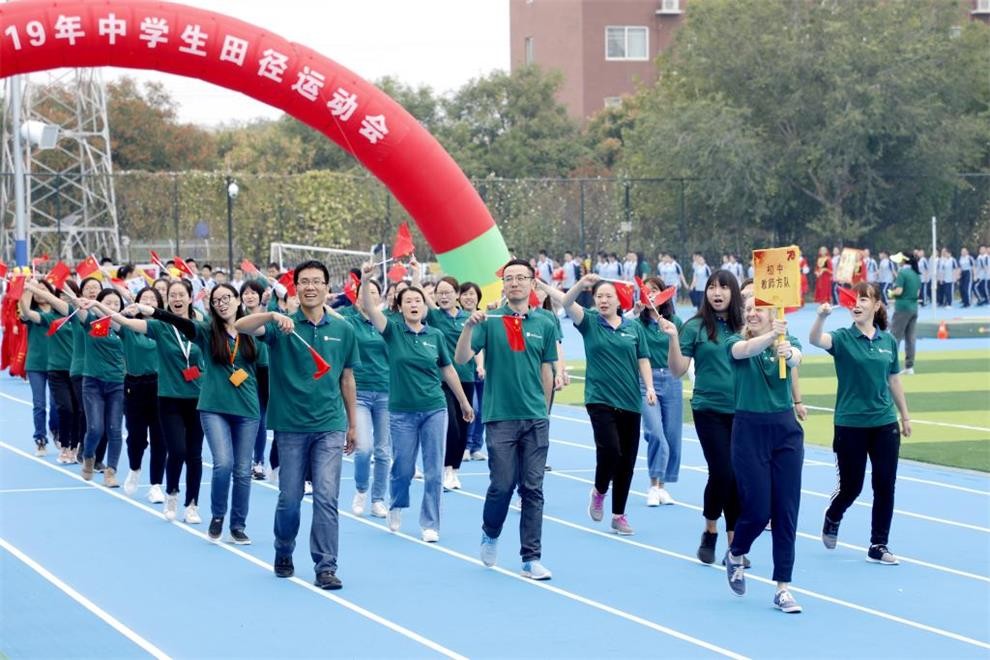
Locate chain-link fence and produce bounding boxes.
[3,171,988,269]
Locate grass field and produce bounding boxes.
[557,348,990,472]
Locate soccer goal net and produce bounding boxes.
[269,242,376,288]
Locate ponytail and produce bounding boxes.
[874,305,888,332]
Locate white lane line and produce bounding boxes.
[445,484,990,651]
[803,404,990,433]
[0,442,468,660]
[543,468,990,585]
[0,537,172,660]
[549,436,990,532]
[0,486,95,494]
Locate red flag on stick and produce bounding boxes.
[45,261,71,290]
[837,285,857,310]
[501,316,526,352]
[391,223,414,259]
[32,253,50,267]
[76,255,101,280]
[292,331,331,379]
[635,277,652,306]
[278,270,297,297]
[0,259,7,278]
[386,262,407,283]
[343,273,360,303]
[47,308,80,336]
[149,250,166,270]
[528,289,540,308]
[6,275,26,301]
[89,315,112,338]
[173,257,194,279]
[652,285,676,307]
[612,281,635,311]
[240,259,259,275]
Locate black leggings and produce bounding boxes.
[826,422,900,546]
[69,376,88,451]
[125,375,166,483]
[443,382,475,469]
[586,404,641,515]
[49,371,81,450]
[693,408,740,531]
[158,396,203,506]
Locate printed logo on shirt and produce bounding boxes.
[525,332,543,339]
[876,348,892,355]
[323,336,342,342]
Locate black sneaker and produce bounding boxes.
[697,531,718,564]
[721,554,752,569]
[274,555,294,578]
[230,529,251,545]
[315,571,342,590]
[208,517,223,542]
[822,514,840,550]
[867,544,899,565]
[724,551,746,596]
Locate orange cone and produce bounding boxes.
[937,320,949,340]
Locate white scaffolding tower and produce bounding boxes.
[2,69,120,264]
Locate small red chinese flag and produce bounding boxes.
[501,316,526,352]
[89,315,112,338]
[386,262,407,283]
[528,289,540,308]
[32,253,50,267]
[613,281,634,311]
[6,274,26,301]
[653,286,676,307]
[308,346,331,379]
[495,265,505,279]
[278,270,297,297]
[552,267,564,282]
[391,222,415,259]
[173,257,194,278]
[635,277,652,306]
[149,250,166,270]
[45,261,71,290]
[837,285,857,310]
[240,259,259,274]
[0,259,7,278]
[47,315,71,336]
[76,255,101,280]
[343,273,360,303]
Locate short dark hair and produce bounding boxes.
[187,258,199,266]
[100,256,113,265]
[293,260,329,286]
[501,258,534,277]
[268,261,280,270]
[396,286,426,307]
[459,281,482,302]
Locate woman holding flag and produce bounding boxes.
[359,263,474,543]
[719,294,804,614]
[543,273,655,535]
[17,279,60,456]
[810,282,910,566]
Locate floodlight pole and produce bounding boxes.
[11,75,28,267]
[226,177,238,276]
[931,216,937,321]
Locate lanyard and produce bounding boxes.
[229,333,240,366]
[171,325,192,368]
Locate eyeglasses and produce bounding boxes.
[212,294,234,306]
[297,279,327,288]
[502,275,533,284]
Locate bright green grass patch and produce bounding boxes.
[559,349,990,471]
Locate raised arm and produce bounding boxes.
[235,310,294,337]
[17,282,42,324]
[455,311,484,365]
[24,280,70,316]
[540,274,593,326]
[358,263,388,333]
[809,303,833,350]
[732,318,796,363]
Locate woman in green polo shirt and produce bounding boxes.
[426,276,475,491]
[17,279,60,457]
[810,282,911,566]
[666,270,744,564]
[359,265,473,543]
[720,295,804,614]
[241,279,272,481]
[554,273,655,536]
[888,252,922,375]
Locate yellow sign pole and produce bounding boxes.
[776,306,786,379]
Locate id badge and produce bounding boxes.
[229,368,249,387]
[181,365,201,382]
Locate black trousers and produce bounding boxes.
[693,408,740,531]
[586,403,641,515]
[959,270,972,307]
[826,422,900,546]
[49,371,81,450]
[443,382,475,469]
[124,374,166,483]
[158,396,203,506]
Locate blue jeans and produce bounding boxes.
[354,390,391,503]
[81,377,123,470]
[200,411,260,531]
[252,403,268,465]
[273,431,345,574]
[640,368,683,483]
[27,370,58,442]
[482,418,549,562]
[389,409,446,531]
[466,380,485,453]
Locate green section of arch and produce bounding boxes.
[435,225,510,287]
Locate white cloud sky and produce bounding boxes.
[94,0,510,126]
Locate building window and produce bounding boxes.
[525,36,535,65]
[657,0,683,14]
[605,26,648,61]
[604,97,622,109]
[974,0,990,14]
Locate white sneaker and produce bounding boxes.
[371,501,388,518]
[123,469,141,496]
[513,497,522,509]
[387,508,402,532]
[452,471,462,490]
[164,494,178,521]
[521,560,552,580]
[470,450,487,461]
[646,486,662,507]
[57,447,72,464]
[443,466,456,491]
[421,528,440,543]
[463,449,472,462]
[352,491,367,515]
[902,367,915,375]
[34,439,47,457]
[184,504,202,524]
[656,487,675,505]
[268,466,279,485]
[304,481,313,495]
[147,484,165,504]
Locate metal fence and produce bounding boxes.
[2,171,988,269]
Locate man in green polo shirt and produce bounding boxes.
[455,259,557,580]
[888,252,921,374]
[236,260,359,591]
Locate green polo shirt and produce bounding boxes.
[146,318,204,399]
[257,341,269,368]
[39,312,73,372]
[892,268,921,314]
[69,314,86,377]
[726,333,802,413]
[641,315,684,370]
[119,326,159,377]
[191,321,260,419]
[346,313,389,393]
[469,306,558,422]
[338,304,360,318]
[576,309,649,413]
[80,315,125,383]
[381,318,449,412]
[827,325,899,427]
[262,310,359,432]
[678,316,736,414]
[427,307,474,383]
[22,316,49,372]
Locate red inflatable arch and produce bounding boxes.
[0,0,509,293]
